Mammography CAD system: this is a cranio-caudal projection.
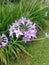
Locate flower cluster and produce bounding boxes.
[9,17,37,42]
[0,33,8,47]
[0,17,37,47]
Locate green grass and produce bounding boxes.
[7,21,49,65]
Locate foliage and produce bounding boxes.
[0,0,49,65]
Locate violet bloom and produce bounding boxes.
[23,29,37,42]
[9,21,23,38]
[18,17,26,24]
[19,17,37,42]
[9,17,37,42]
[0,33,8,47]
[23,36,30,43]
[14,29,23,38]
[9,25,15,37]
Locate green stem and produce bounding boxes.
[32,37,46,41]
[16,37,46,43]
[36,24,45,34]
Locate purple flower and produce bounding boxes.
[26,19,32,26]
[0,33,8,47]
[14,29,23,38]
[9,21,23,38]
[23,29,37,40]
[23,36,30,43]
[9,17,37,42]
[9,25,15,37]
[18,17,26,24]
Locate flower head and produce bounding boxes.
[19,17,37,42]
[0,33,8,47]
[9,17,37,42]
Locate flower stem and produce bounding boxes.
[16,37,46,43]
